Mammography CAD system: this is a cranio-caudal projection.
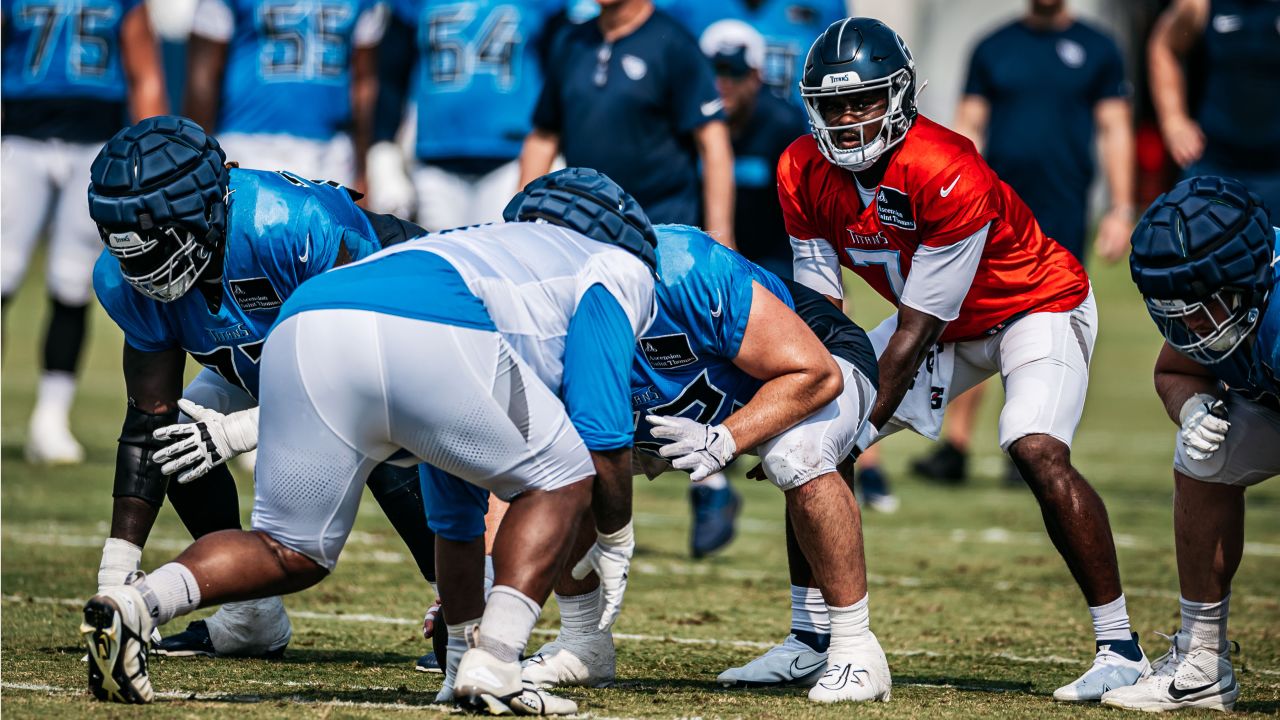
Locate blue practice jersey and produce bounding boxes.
[390,0,563,163]
[1217,228,1280,409]
[659,0,848,106]
[631,225,792,456]
[204,0,382,139]
[2,0,142,140]
[93,168,380,398]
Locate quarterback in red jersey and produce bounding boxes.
[733,17,1148,703]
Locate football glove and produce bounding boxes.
[1178,393,1230,462]
[646,415,736,482]
[365,142,416,218]
[153,400,260,484]
[571,522,634,632]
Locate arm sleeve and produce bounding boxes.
[190,0,234,42]
[791,236,843,300]
[962,40,991,98]
[373,9,415,143]
[668,30,725,133]
[1091,33,1130,103]
[353,2,388,48]
[777,142,843,298]
[899,222,988,321]
[562,284,639,451]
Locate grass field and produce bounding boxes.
[3,252,1278,718]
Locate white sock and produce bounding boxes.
[135,562,201,626]
[97,538,142,591]
[478,585,540,662]
[790,584,830,635]
[556,587,603,638]
[483,555,495,600]
[696,472,728,490]
[827,594,871,654]
[33,371,76,418]
[1180,594,1229,653]
[1089,594,1133,643]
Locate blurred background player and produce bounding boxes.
[912,0,1135,486]
[677,20,812,558]
[1148,0,1280,226]
[1105,176,1275,712]
[519,0,736,245]
[367,0,567,229]
[1,0,167,464]
[660,0,850,107]
[183,0,386,188]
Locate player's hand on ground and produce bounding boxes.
[1161,115,1205,169]
[153,401,260,483]
[1178,393,1230,461]
[1095,206,1135,264]
[647,415,736,482]
[571,522,635,631]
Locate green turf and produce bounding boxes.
[3,253,1278,718]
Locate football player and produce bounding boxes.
[79,167,656,716]
[367,0,566,228]
[184,0,386,188]
[519,223,890,704]
[86,115,437,659]
[1100,176,1276,713]
[1,0,167,464]
[779,18,1147,701]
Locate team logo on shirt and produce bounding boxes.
[1056,39,1086,68]
[640,333,699,369]
[846,229,889,246]
[228,277,283,311]
[209,324,251,344]
[632,385,661,407]
[874,186,916,230]
[622,55,647,80]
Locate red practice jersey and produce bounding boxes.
[778,116,1090,343]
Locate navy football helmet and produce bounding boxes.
[503,167,658,274]
[88,116,229,302]
[1130,176,1274,364]
[800,18,920,171]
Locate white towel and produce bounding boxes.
[864,315,956,442]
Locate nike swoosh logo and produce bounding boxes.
[298,234,311,263]
[789,655,826,678]
[1168,678,1220,700]
[701,99,724,117]
[940,175,960,197]
[710,290,723,318]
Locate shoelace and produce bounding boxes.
[1147,631,1182,680]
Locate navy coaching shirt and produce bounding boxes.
[533,10,724,225]
[964,19,1127,261]
[731,90,808,277]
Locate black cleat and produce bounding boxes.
[154,619,287,658]
[910,440,968,484]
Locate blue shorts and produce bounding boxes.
[419,464,489,542]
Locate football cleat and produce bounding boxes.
[154,597,290,658]
[909,440,966,484]
[25,409,84,465]
[1053,634,1149,702]
[81,585,154,704]
[522,631,616,688]
[690,483,741,558]
[416,652,442,673]
[807,633,892,703]
[455,642,578,715]
[717,634,828,688]
[1101,632,1240,712]
[856,466,900,513]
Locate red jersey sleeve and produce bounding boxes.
[777,138,823,241]
[913,155,1001,248]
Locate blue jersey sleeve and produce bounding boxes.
[92,251,178,353]
[562,283,637,450]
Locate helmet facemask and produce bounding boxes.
[802,67,916,171]
[1146,288,1264,364]
[101,224,215,303]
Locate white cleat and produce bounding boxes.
[1054,635,1150,702]
[807,633,892,703]
[25,410,84,465]
[717,634,828,688]
[522,631,616,688]
[1101,633,1240,713]
[456,644,578,716]
[80,585,154,704]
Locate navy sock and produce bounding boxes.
[792,628,830,653]
[1099,633,1143,662]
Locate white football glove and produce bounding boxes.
[153,400,260,484]
[571,522,634,631]
[646,415,736,482]
[1178,393,1230,462]
[365,141,416,218]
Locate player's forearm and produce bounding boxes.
[350,48,379,181]
[696,121,736,249]
[1147,22,1192,128]
[1154,344,1221,425]
[518,129,560,188]
[589,448,633,535]
[868,323,941,430]
[182,37,227,132]
[724,365,842,451]
[121,5,168,120]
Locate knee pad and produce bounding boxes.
[113,405,179,506]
